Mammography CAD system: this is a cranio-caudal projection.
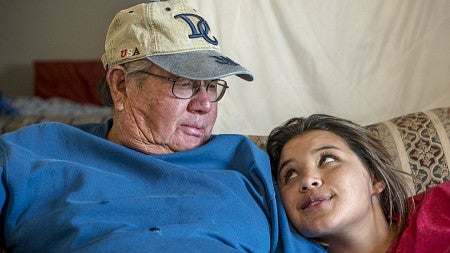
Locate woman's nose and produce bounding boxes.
[300,176,322,192]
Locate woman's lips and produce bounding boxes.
[301,194,332,211]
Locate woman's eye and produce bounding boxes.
[285,170,298,182]
[319,155,336,166]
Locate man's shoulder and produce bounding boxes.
[73,119,112,139]
[1,122,74,138]
[0,121,109,148]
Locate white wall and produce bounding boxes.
[1,1,450,135]
[190,0,450,134]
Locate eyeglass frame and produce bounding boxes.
[135,70,229,102]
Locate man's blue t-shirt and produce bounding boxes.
[0,120,324,253]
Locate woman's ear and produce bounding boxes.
[372,178,386,195]
[106,65,127,112]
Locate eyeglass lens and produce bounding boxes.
[173,79,227,102]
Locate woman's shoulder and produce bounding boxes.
[411,180,450,204]
[388,181,450,252]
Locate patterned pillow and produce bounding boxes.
[366,107,450,195]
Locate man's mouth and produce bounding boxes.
[180,124,205,136]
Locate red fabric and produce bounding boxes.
[34,60,106,105]
[387,180,450,253]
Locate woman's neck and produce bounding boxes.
[322,200,399,253]
[325,223,397,253]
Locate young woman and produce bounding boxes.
[266,114,450,253]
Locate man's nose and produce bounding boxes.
[187,83,213,113]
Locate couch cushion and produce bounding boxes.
[34,60,106,105]
[366,107,450,195]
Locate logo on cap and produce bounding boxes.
[121,47,141,58]
[211,56,240,66]
[174,13,218,45]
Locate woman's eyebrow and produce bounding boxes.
[277,145,343,176]
[278,158,294,178]
[311,145,341,154]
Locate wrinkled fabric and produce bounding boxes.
[387,180,450,253]
[0,120,325,253]
[189,0,450,135]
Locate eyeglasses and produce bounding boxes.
[137,70,229,102]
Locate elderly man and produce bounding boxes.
[0,1,325,252]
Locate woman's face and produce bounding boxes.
[277,130,384,239]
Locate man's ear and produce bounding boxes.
[106,65,127,112]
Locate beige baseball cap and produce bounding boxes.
[101,0,253,81]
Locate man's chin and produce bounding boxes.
[173,134,210,152]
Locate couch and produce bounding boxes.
[4,60,448,196]
[1,106,449,196]
[248,107,450,196]
[1,106,449,252]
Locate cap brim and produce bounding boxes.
[147,50,254,81]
